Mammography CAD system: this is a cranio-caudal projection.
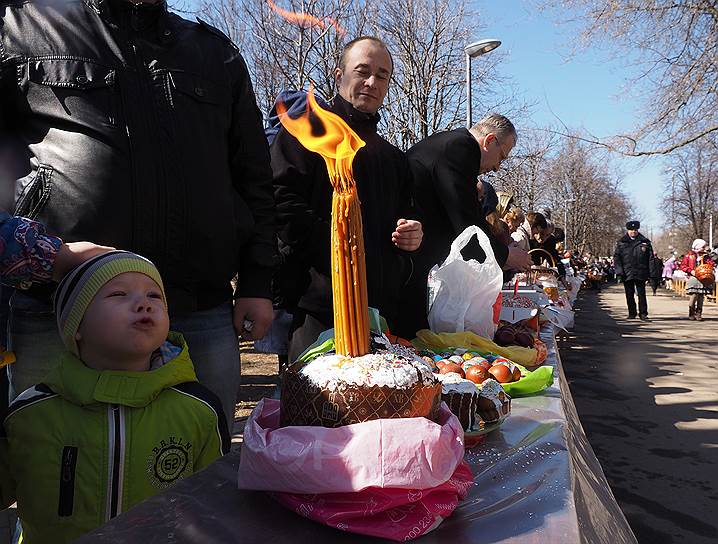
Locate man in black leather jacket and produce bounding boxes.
[614,220,652,320]
[271,36,423,358]
[0,0,275,424]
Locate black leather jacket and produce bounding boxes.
[0,0,275,312]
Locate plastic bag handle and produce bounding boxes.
[443,225,498,269]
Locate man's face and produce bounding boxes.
[627,229,638,238]
[335,40,392,114]
[478,133,515,174]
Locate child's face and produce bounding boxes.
[76,272,170,367]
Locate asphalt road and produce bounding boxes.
[560,284,718,544]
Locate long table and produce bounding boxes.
[78,326,637,543]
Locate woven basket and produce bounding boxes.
[527,248,558,283]
[695,262,715,286]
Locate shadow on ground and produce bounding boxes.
[559,285,718,544]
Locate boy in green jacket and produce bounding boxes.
[0,251,231,543]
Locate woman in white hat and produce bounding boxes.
[678,239,714,320]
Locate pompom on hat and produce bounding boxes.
[54,251,166,357]
[626,220,640,230]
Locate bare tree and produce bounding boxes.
[559,141,632,255]
[196,0,517,148]
[493,128,555,211]
[496,131,633,255]
[366,0,472,147]
[651,227,696,260]
[197,0,367,114]
[540,0,718,157]
[661,137,718,240]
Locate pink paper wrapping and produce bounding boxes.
[237,398,465,494]
[271,461,474,542]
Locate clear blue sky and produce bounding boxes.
[478,1,665,235]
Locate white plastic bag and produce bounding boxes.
[427,226,503,339]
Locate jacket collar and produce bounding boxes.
[620,233,648,243]
[330,94,381,137]
[44,332,197,408]
[85,0,174,43]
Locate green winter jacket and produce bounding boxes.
[0,332,230,543]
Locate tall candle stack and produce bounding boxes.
[277,89,369,356]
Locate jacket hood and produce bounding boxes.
[265,89,331,145]
[44,331,197,408]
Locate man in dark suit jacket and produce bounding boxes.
[394,114,531,338]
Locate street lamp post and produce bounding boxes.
[465,39,501,127]
[668,230,676,256]
[564,198,576,250]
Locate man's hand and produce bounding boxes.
[503,245,532,271]
[52,242,115,281]
[233,297,274,341]
[392,219,423,251]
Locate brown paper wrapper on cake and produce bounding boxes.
[281,371,442,428]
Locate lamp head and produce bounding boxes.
[465,39,501,58]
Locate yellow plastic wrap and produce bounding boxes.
[413,330,538,367]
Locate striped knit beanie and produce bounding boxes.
[54,251,166,357]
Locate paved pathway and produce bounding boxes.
[560,284,718,544]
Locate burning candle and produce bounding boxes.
[277,89,370,356]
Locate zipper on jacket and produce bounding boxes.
[105,404,126,521]
[58,446,78,517]
[127,36,161,256]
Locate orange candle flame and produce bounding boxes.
[266,0,346,36]
[276,88,365,192]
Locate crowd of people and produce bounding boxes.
[0,9,594,539]
[553,221,716,322]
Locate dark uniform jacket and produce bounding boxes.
[614,233,652,281]
[271,94,416,328]
[0,0,275,312]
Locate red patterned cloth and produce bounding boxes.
[272,461,474,541]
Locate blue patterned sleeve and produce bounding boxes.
[0,212,63,288]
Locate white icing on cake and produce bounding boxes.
[436,373,479,395]
[300,351,436,389]
[477,378,508,412]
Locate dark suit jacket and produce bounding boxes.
[392,128,508,339]
[407,128,508,270]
